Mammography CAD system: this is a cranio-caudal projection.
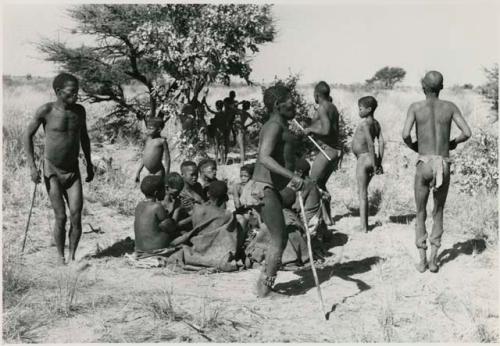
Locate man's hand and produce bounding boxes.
[449,139,457,151]
[85,163,94,183]
[375,165,384,175]
[289,175,305,191]
[30,165,41,184]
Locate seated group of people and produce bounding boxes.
[131,156,330,271]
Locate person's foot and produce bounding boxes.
[429,246,439,273]
[57,256,66,266]
[354,225,368,233]
[415,261,428,273]
[416,248,428,273]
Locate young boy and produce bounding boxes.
[402,71,471,273]
[135,117,170,183]
[162,172,185,225]
[134,175,176,253]
[235,101,257,162]
[251,85,304,298]
[23,72,94,264]
[179,161,206,214]
[198,158,218,196]
[352,96,385,233]
[205,100,225,163]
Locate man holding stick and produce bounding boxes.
[301,81,342,224]
[23,73,94,264]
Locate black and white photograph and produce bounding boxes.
[2,0,499,343]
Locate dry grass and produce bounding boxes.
[2,79,497,343]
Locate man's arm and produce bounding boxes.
[232,184,242,209]
[156,204,170,233]
[259,122,303,189]
[305,106,330,136]
[135,162,144,183]
[378,128,385,162]
[79,106,94,182]
[450,103,472,150]
[162,138,170,174]
[402,104,418,152]
[23,104,49,183]
[362,123,376,170]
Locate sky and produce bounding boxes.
[2,1,499,86]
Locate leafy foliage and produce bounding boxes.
[38,4,275,144]
[479,64,498,117]
[452,129,498,195]
[366,66,406,89]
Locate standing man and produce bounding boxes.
[303,81,342,224]
[24,73,94,264]
[402,71,471,273]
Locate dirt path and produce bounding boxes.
[7,196,498,343]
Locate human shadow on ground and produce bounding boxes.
[389,213,416,224]
[91,237,135,258]
[323,232,349,250]
[274,256,383,297]
[437,238,487,267]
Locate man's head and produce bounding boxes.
[294,158,311,178]
[421,71,444,94]
[240,163,254,184]
[215,100,224,111]
[229,90,236,100]
[263,85,295,120]
[198,158,217,181]
[242,100,251,111]
[314,81,330,104]
[358,96,378,118]
[207,181,229,206]
[280,187,297,209]
[165,172,184,199]
[181,161,198,186]
[146,117,165,137]
[53,73,79,105]
[140,175,165,201]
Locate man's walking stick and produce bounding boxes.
[293,119,332,161]
[22,148,43,254]
[22,183,38,253]
[298,191,328,320]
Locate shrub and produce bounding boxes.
[452,129,498,195]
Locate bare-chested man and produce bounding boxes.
[303,81,342,225]
[23,73,94,264]
[402,71,471,273]
[252,85,304,297]
[135,117,170,183]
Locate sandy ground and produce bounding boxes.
[4,182,498,343]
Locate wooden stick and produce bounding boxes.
[298,191,328,320]
[22,182,38,253]
[293,119,332,161]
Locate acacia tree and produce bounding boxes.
[39,4,275,132]
[366,66,406,89]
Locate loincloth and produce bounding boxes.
[44,159,80,189]
[417,155,452,190]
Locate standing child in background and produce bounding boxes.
[205,100,225,163]
[351,96,385,233]
[198,158,218,197]
[135,117,170,183]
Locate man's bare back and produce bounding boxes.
[402,70,471,273]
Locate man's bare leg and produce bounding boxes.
[45,177,67,264]
[429,172,450,273]
[256,188,287,298]
[66,178,83,262]
[414,163,432,272]
[310,149,339,225]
